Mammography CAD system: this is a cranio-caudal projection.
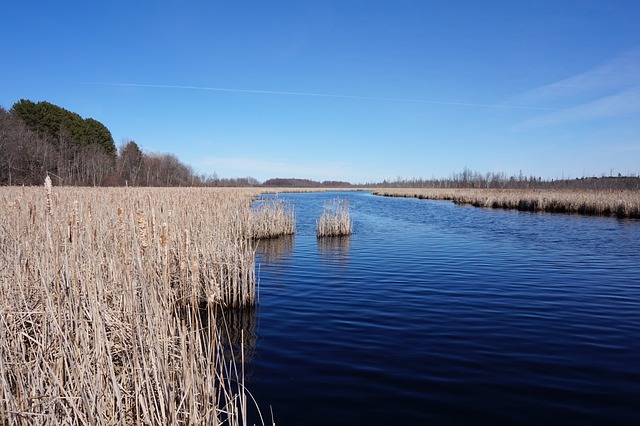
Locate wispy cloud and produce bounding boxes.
[516,85,640,129]
[515,48,640,106]
[83,82,558,111]
[512,48,640,128]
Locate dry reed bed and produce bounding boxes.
[250,198,295,239]
[372,188,640,218]
[0,185,270,425]
[316,198,353,237]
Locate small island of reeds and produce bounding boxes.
[317,198,353,237]
[250,197,296,239]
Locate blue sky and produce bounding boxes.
[2,1,639,183]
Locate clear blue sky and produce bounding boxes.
[2,1,639,183]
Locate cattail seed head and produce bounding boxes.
[73,200,79,229]
[44,176,53,216]
[150,208,156,244]
[137,210,148,256]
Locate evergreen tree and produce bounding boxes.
[85,118,116,155]
[11,99,116,155]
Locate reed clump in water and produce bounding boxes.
[317,198,353,237]
[250,197,296,239]
[0,183,268,425]
[372,188,640,219]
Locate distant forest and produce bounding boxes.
[0,100,256,187]
[361,168,640,190]
[265,174,640,190]
[2,99,639,190]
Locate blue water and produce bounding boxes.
[244,191,640,425]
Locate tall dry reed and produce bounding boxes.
[0,184,269,425]
[317,198,353,237]
[373,188,640,218]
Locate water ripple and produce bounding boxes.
[251,192,640,425]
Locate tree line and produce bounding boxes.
[0,100,257,187]
[264,171,640,191]
[262,178,352,187]
[3,100,638,190]
[365,167,640,190]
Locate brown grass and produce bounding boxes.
[372,188,640,218]
[316,198,353,237]
[0,184,271,425]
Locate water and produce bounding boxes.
[242,191,640,425]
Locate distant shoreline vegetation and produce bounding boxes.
[2,99,639,192]
[372,188,640,219]
[265,174,640,192]
[262,178,352,188]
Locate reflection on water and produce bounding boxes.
[209,306,258,377]
[317,236,351,264]
[255,235,294,265]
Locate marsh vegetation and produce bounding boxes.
[0,184,274,425]
[316,198,353,237]
[250,197,295,239]
[373,188,640,218]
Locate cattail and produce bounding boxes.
[137,210,148,256]
[317,198,352,237]
[181,229,190,271]
[3,305,12,327]
[117,207,124,236]
[160,222,168,260]
[29,203,36,224]
[1,186,264,424]
[150,208,156,244]
[73,200,79,230]
[117,207,126,264]
[44,175,53,216]
[250,198,296,239]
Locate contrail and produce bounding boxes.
[82,82,560,111]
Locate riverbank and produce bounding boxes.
[372,188,640,219]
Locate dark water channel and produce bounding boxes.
[242,191,640,425]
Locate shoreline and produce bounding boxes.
[372,188,640,219]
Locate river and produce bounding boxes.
[240,191,640,425]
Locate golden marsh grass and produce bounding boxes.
[316,198,353,237]
[0,185,272,425]
[250,197,295,239]
[372,188,640,218]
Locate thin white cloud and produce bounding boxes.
[516,85,640,129]
[511,48,640,128]
[83,82,558,111]
[515,48,640,106]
